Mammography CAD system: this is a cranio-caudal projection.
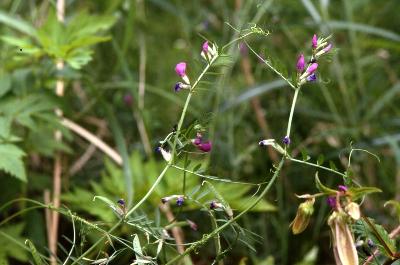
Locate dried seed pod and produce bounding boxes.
[290,198,315,234]
[328,212,358,265]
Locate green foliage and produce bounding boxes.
[354,218,396,258]
[0,223,29,264]
[0,144,26,181]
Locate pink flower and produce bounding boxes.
[296,54,305,72]
[312,34,318,48]
[307,63,318,74]
[323,43,333,53]
[202,41,209,53]
[198,141,212,152]
[175,62,187,77]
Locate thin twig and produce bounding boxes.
[62,118,122,165]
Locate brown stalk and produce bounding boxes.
[48,1,65,264]
[159,203,186,255]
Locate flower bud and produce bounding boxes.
[174,82,191,92]
[283,136,291,145]
[156,147,172,162]
[306,73,317,82]
[328,212,359,265]
[290,198,315,234]
[345,202,360,220]
[296,54,305,72]
[176,196,185,206]
[175,62,190,84]
[312,34,318,48]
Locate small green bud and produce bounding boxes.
[290,198,315,235]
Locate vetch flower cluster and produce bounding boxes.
[200,40,218,62]
[297,34,333,86]
[192,132,212,152]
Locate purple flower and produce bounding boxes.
[176,196,184,206]
[338,185,348,192]
[296,54,305,72]
[306,73,317,82]
[283,136,291,145]
[367,239,375,248]
[198,141,212,152]
[210,200,222,209]
[323,43,333,53]
[307,63,318,74]
[192,132,203,145]
[117,199,125,206]
[327,196,337,209]
[174,82,183,92]
[123,93,133,106]
[312,34,318,48]
[175,62,187,77]
[202,41,209,53]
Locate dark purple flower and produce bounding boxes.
[327,196,336,209]
[175,62,187,77]
[210,200,218,209]
[123,93,133,106]
[296,54,305,72]
[307,63,318,74]
[198,141,212,152]
[161,197,170,204]
[186,219,198,231]
[283,136,291,145]
[338,185,348,192]
[174,82,183,92]
[306,73,317,82]
[176,196,184,206]
[202,41,209,53]
[117,199,125,206]
[312,34,318,48]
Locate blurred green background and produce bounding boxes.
[0,0,399,264]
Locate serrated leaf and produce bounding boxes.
[348,187,382,201]
[315,173,336,195]
[0,144,26,181]
[356,218,396,258]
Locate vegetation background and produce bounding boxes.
[0,0,399,264]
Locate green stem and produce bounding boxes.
[165,158,285,265]
[288,157,346,177]
[286,87,300,137]
[126,55,219,218]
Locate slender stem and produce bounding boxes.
[288,157,346,177]
[125,55,219,218]
[165,158,285,265]
[125,165,170,217]
[286,88,300,137]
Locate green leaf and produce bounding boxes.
[0,10,36,36]
[329,161,338,171]
[355,218,396,258]
[317,154,325,165]
[132,234,145,265]
[314,173,336,195]
[0,144,26,181]
[0,223,29,263]
[348,187,382,201]
[0,73,11,98]
[25,240,44,265]
[301,149,311,162]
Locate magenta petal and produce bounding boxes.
[175,62,187,77]
[202,41,209,53]
[312,34,318,48]
[307,63,318,74]
[323,43,333,53]
[198,141,212,152]
[296,54,305,72]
